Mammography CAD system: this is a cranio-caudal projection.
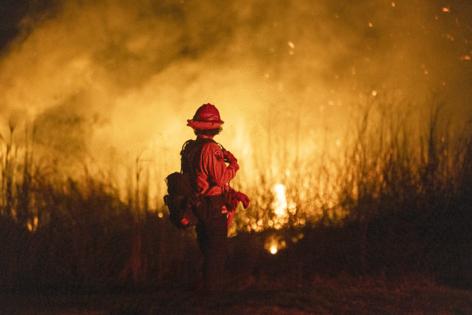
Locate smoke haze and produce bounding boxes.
[0,0,471,187]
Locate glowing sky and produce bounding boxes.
[0,0,470,184]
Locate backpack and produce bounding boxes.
[163,172,198,228]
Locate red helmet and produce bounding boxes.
[187,103,224,130]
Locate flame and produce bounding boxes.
[265,235,287,255]
[26,216,39,232]
[272,183,288,217]
[0,0,469,236]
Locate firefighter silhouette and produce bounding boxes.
[181,103,249,290]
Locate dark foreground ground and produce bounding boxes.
[2,276,472,315]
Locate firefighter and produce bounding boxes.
[181,103,240,291]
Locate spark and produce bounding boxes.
[460,55,471,61]
[371,90,378,97]
[391,2,396,7]
[288,41,295,55]
[269,244,278,255]
[442,7,450,13]
[368,22,374,28]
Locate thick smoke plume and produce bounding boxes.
[0,0,471,190]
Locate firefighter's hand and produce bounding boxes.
[235,191,250,209]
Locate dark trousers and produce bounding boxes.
[194,195,228,290]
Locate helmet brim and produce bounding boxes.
[187,119,224,130]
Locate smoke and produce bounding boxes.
[0,0,471,184]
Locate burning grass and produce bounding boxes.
[0,102,471,291]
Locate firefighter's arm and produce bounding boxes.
[222,149,239,171]
[200,143,238,187]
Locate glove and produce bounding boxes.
[235,191,250,209]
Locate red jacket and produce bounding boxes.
[196,138,239,196]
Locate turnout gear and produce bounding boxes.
[165,103,249,291]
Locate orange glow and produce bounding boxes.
[0,0,470,235]
[272,183,288,217]
[265,235,287,255]
[27,216,39,232]
[461,55,471,61]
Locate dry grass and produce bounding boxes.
[0,102,471,292]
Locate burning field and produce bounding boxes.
[0,0,472,313]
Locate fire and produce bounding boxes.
[0,0,469,237]
[26,216,39,232]
[272,183,288,217]
[265,235,287,255]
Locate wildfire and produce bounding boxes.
[272,183,288,217]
